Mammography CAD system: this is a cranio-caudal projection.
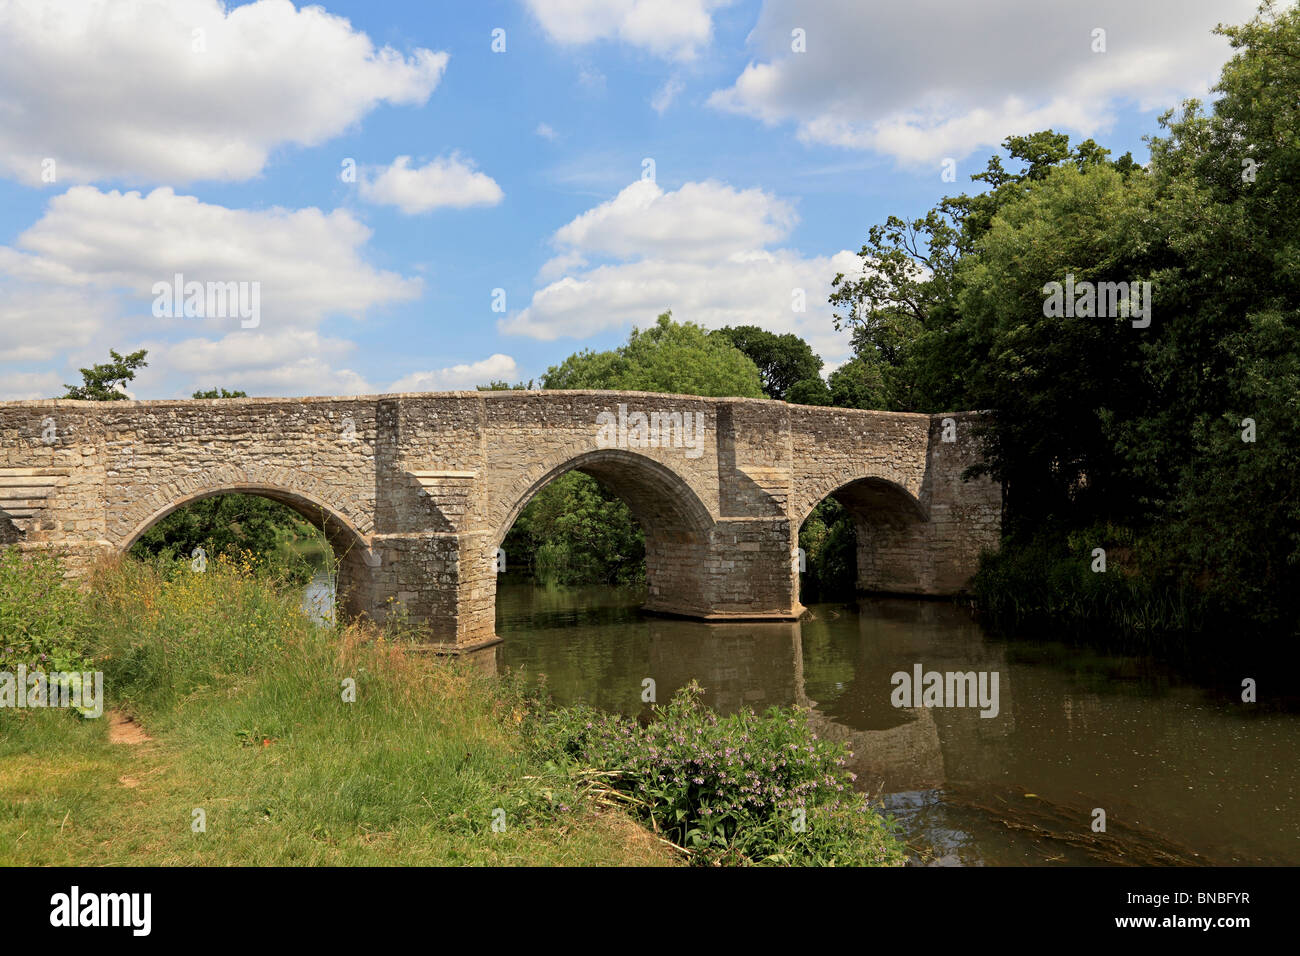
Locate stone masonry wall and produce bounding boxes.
[0,392,1001,646]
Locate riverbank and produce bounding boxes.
[971,525,1300,675]
[0,550,904,866]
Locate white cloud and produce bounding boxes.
[213,357,374,397]
[9,186,420,326]
[149,330,374,396]
[577,65,608,91]
[709,0,1259,164]
[552,179,796,262]
[0,279,113,363]
[359,155,505,214]
[536,122,559,141]
[0,370,64,401]
[0,187,423,398]
[524,0,731,61]
[0,0,446,185]
[536,251,590,283]
[153,329,357,375]
[651,76,686,114]
[388,354,521,392]
[500,179,856,363]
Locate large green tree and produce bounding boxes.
[826,1,1300,638]
[543,312,765,398]
[1135,0,1300,627]
[714,325,823,401]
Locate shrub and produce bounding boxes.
[529,682,906,866]
[0,547,91,672]
[973,524,1201,646]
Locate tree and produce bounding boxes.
[131,493,301,565]
[828,130,1136,415]
[825,2,1300,639]
[543,311,765,398]
[1136,0,1300,628]
[714,325,823,400]
[63,349,148,400]
[784,377,832,406]
[952,161,1159,529]
[826,355,890,410]
[193,388,248,399]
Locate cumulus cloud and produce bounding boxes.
[552,179,795,261]
[388,354,521,392]
[9,186,420,325]
[0,187,423,398]
[148,330,374,396]
[0,0,446,185]
[536,251,590,283]
[708,0,1258,164]
[0,370,65,402]
[359,155,504,214]
[523,0,731,60]
[536,123,559,141]
[500,179,856,363]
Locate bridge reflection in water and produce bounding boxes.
[487,581,1300,867]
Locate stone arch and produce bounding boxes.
[112,462,373,546]
[120,483,370,553]
[117,480,376,621]
[793,474,927,532]
[491,447,717,620]
[795,474,931,598]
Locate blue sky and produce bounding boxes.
[0,0,1260,399]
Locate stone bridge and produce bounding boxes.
[0,391,1001,650]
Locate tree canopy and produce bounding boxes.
[714,325,823,401]
[63,348,148,401]
[825,1,1300,637]
[543,311,765,398]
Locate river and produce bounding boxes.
[303,571,1299,865]
[494,580,1299,866]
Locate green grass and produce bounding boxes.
[0,553,675,866]
[0,549,905,866]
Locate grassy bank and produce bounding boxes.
[0,549,904,866]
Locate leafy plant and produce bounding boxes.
[530,682,906,866]
[0,547,91,672]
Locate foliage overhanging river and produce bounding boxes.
[304,572,1299,865]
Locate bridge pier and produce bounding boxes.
[350,530,498,648]
[643,517,802,621]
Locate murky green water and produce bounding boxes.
[494,579,1300,866]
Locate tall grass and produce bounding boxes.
[0,549,905,866]
[0,550,664,864]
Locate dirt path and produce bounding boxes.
[107,711,152,745]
